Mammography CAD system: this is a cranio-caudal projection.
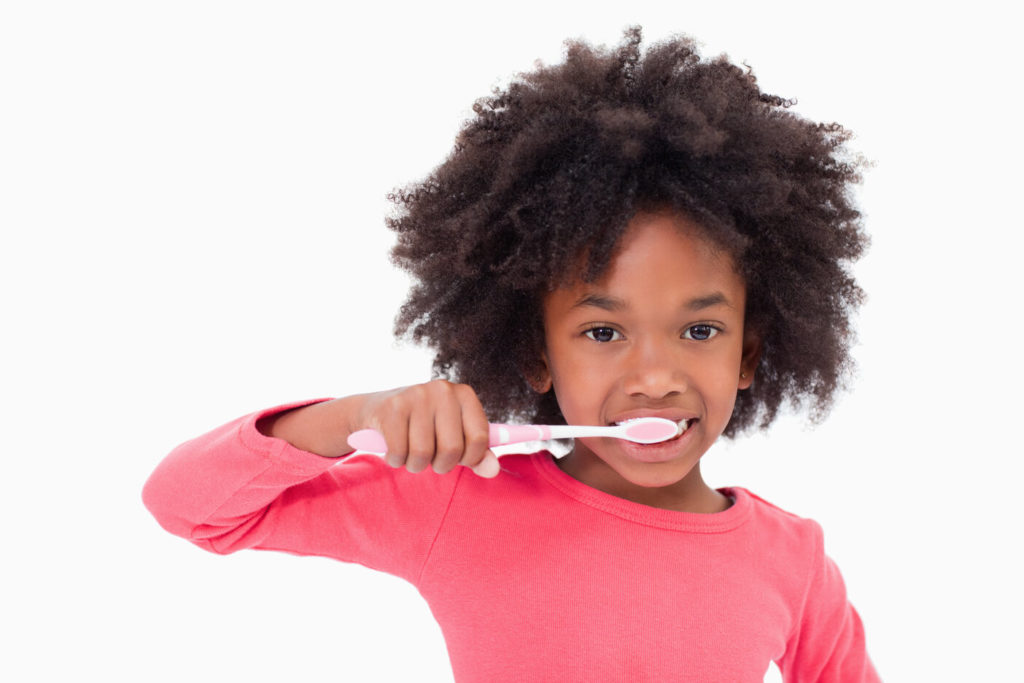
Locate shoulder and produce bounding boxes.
[734,487,823,529]
[731,487,825,557]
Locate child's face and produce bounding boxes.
[537,211,760,505]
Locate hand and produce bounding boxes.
[349,380,500,478]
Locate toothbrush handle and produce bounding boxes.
[494,424,616,441]
[488,423,552,445]
[346,423,555,454]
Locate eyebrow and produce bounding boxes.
[571,291,733,312]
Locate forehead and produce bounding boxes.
[552,211,745,304]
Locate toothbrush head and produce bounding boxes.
[618,417,684,444]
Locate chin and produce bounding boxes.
[612,459,701,489]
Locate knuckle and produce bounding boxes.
[464,430,490,452]
[457,384,483,407]
[405,443,433,469]
[407,445,432,462]
[434,444,461,462]
[427,378,451,393]
[431,456,458,474]
[460,445,486,467]
[388,394,411,414]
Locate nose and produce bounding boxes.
[621,336,688,399]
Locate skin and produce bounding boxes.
[261,382,500,478]
[262,210,759,508]
[533,211,761,513]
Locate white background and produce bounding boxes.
[2,1,1021,681]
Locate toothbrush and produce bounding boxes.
[345,417,684,455]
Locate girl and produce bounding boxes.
[144,28,879,681]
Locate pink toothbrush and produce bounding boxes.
[345,417,684,455]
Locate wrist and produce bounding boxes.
[260,397,360,458]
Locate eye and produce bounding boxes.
[583,327,622,343]
[683,324,719,341]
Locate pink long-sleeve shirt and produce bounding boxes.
[143,400,880,682]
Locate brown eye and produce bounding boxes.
[684,325,718,341]
[584,327,621,343]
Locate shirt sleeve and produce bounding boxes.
[777,524,882,682]
[141,400,463,584]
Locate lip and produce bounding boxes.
[614,418,700,463]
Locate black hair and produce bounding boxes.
[387,27,867,436]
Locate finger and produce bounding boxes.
[431,395,465,474]
[379,409,410,469]
[455,384,491,469]
[405,401,435,474]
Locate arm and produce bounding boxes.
[260,382,500,476]
[143,381,501,578]
[255,395,366,458]
[142,399,461,580]
[777,531,881,682]
[142,398,339,553]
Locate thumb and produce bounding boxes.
[469,450,500,478]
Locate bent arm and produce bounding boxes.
[141,399,342,553]
[141,400,462,580]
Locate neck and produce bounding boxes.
[555,451,731,514]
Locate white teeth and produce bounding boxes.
[614,417,690,431]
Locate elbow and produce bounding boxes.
[183,508,273,555]
[142,475,271,556]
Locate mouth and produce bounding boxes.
[613,416,698,444]
[609,416,700,464]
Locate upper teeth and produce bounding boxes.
[615,417,689,429]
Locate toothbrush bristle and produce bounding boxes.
[619,417,683,444]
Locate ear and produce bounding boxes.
[738,326,762,391]
[526,351,553,394]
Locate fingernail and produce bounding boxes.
[475,455,500,478]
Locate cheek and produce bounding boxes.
[702,348,744,410]
[546,353,607,419]
[690,343,743,391]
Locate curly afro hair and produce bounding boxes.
[387,27,868,437]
